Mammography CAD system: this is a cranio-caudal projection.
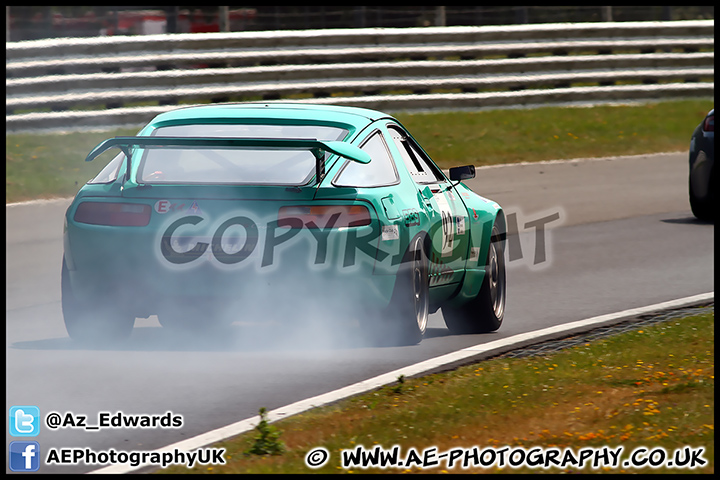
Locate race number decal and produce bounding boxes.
[433,192,454,257]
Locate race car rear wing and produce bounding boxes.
[85,136,371,185]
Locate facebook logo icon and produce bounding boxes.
[9,406,40,436]
[9,441,40,472]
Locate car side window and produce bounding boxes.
[88,152,125,184]
[333,131,398,187]
[388,126,444,184]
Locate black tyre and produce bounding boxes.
[362,235,429,346]
[689,167,715,222]
[61,257,135,344]
[443,220,506,334]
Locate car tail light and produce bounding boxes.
[74,202,151,226]
[703,114,714,132]
[278,205,371,228]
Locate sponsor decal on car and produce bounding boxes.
[154,200,186,214]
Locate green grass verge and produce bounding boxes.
[6,127,139,204]
[159,310,714,474]
[5,99,712,203]
[395,99,712,168]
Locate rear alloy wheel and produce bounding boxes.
[402,235,430,342]
[443,221,506,334]
[364,235,429,346]
[61,257,135,344]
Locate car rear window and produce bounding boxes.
[138,124,348,185]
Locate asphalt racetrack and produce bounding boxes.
[6,152,713,474]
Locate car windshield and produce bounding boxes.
[137,124,348,185]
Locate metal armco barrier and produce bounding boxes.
[5,20,714,132]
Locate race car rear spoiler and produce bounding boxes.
[85,136,372,184]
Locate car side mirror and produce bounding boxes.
[449,165,475,181]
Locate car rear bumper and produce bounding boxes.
[66,265,394,319]
[64,220,397,317]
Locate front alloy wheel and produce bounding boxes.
[443,220,506,334]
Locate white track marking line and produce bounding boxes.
[89,291,713,474]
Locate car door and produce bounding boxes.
[387,125,469,285]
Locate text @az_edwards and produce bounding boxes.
[45,410,182,431]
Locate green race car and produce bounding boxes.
[62,103,506,345]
